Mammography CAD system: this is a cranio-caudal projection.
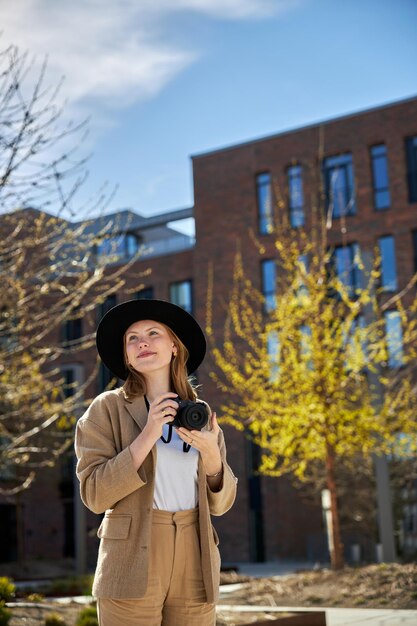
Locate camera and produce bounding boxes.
[171,398,209,431]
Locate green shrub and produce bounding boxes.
[0,602,11,626]
[0,578,15,603]
[76,605,98,626]
[44,613,67,626]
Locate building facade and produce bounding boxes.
[192,95,417,563]
[1,96,417,569]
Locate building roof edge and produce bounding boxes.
[191,94,417,160]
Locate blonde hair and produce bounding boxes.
[123,324,197,400]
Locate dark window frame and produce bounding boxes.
[98,362,116,393]
[261,258,277,312]
[96,232,140,264]
[405,135,417,203]
[378,234,398,292]
[256,172,274,235]
[323,153,357,218]
[384,310,404,368]
[370,144,391,210]
[97,294,117,323]
[287,164,305,227]
[61,308,83,348]
[136,287,154,300]
[333,242,361,293]
[169,280,193,314]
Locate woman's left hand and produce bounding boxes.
[176,412,222,476]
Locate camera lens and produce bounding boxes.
[179,402,209,430]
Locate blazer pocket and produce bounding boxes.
[97,514,132,540]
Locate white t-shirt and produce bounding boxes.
[153,423,199,511]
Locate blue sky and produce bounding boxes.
[2,0,417,228]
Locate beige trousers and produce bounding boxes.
[97,508,216,626]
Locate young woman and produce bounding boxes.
[75,298,237,626]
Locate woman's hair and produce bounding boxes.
[123,324,197,400]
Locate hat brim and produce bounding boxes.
[96,299,206,380]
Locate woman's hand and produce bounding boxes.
[143,392,179,441]
[176,412,223,479]
[129,392,179,471]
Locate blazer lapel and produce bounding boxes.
[122,390,157,466]
[123,392,148,431]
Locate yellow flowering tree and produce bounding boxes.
[207,220,417,569]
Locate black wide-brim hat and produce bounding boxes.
[96,299,206,380]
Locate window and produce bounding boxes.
[266,330,280,381]
[256,172,273,234]
[324,153,356,218]
[136,287,154,300]
[99,362,115,392]
[378,235,397,291]
[287,165,304,227]
[371,144,390,210]
[62,368,75,399]
[300,325,312,368]
[384,311,404,368]
[261,259,276,312]
[60,364,85,404]
[333,243,361,293]
[98,294,117,321]
[96,233,139,265]
[61,309,83,348]
[297,254,309,297]
[405,136,417,203]
[57,366,83,559]
[170,280,193,313]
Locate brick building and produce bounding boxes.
[192,95,417,563]
[1,95,417,570]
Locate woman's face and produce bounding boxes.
[124,319,176,376]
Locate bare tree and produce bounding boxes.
[0,45,147,493]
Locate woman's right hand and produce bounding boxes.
[129,393,179,471]
[143,392,179,440]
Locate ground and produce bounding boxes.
[219,562,417,610]
[4,562,417,625]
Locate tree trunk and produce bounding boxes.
[325,443,344,569]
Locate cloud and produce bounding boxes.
[1,2,194,108]
[0,0,302,144]
[138,0,289,20]
[1,0,298,103]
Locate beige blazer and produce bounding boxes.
[75,387,237,601]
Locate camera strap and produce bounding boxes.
[160,423,173,444]
[144,396,191,453]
